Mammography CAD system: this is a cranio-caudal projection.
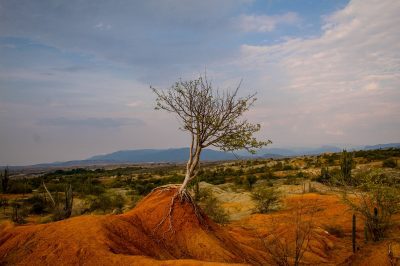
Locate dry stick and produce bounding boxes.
[42,182,56,208]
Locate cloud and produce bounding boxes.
[94,22,112,31]
[237,12,300,32]
[36,117,145,128]
[232,0,400,145]
[0,0,251,83]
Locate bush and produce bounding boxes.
[86,194,113,213]
[7,181,33,194]
[317,166,331,183]
[282,164,294,171]
[234,175,243,185]
[251,187,281,213]
[246,175,257,190]
[27,195,47,214]
[260,170,276,180]
[342,170,400,241]
[382,158,397,168]
[10,201,28,224]
[0,197,8,214]
[112,194,126,212]
[199,188,229,224]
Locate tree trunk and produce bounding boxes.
[179,146,201,194]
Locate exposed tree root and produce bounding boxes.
[152,184,209,241]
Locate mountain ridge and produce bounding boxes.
[4,143,400,169]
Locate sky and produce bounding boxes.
[0,0,399,165]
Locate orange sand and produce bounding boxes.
[0,190,397,265]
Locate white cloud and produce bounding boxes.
[94,22,112,30]
[238,12,299,32]
[231,0,400,145]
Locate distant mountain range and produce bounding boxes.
[5,143,400,170]
[88,148,237,163]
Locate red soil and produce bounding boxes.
[0,189,397,265]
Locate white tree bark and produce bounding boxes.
[179,142,201,194]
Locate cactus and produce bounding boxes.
[43,182,73,220]
[340,150,354,184]
[364,224,369,243]
[1,167,9,193]
[63,184,73,218]
[318,166,330,183]
[11,201,25,224]
[352,214,356,253]
[373,207,379,241]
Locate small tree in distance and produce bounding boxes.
[152,75,270,196]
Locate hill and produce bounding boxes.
[88,148,236,162]
[5,143,400,169]
[0,186,266,265]
[2,187,392,265]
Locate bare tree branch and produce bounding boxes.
[152,74,270,193]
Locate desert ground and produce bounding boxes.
[1,148,399,265]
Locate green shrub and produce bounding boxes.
[234,175,243,185]
[260,170,276,180]
[342,170,400,241]
[86,194,113,213]
[0,197,8,214]
[10,201,28,224]
[26,195,47,214]
[382,158,397,168]
[317,166,331,183]
[7,181,33,194]
[246,175,257,190]
[282,164,294,171]
[200,188,229,224]
[112,194,126,211]
[251,186,281,213]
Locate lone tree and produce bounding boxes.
[152,75,269,196]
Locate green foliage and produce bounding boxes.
[245,175,257,190]
[251,186,281,213]
[198,169,226,185]
[7,181,33,194]
[131,174,185,195]
[26,195,47,215]
[199,188,229,224]
[296,171,308,179]
[10,201,27,224]
[0,197,8,214]
[112,193,126,212]
[354,148,400,161]
[1,167,10,193]
[282,164,294,171]
[283,176,301,185]
[340,150,355,184]
[272,162,283,171]
[86,194,112,213]
[317,166,331,183]
[382,158,397,168]
[234,175,243,186]
[342,170,400,241]
[260,170,276,180]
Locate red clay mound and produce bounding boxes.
[0,186,265,265]
[105,186,267,264]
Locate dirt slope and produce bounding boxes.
[1,189,396,265]
[0,186,264,265]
